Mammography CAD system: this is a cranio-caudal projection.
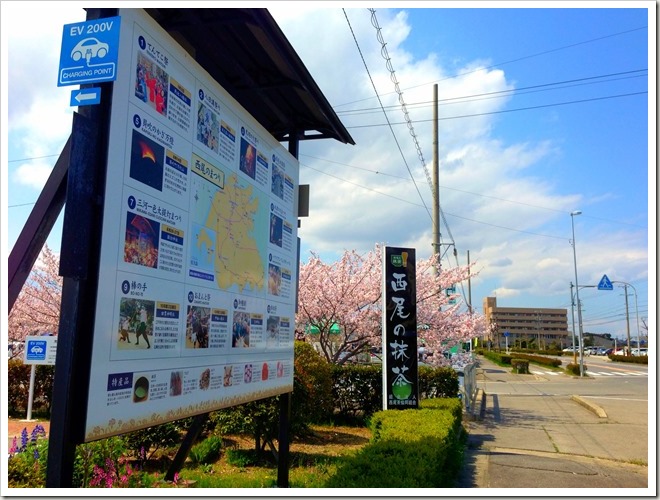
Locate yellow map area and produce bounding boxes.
[204,173,264,292]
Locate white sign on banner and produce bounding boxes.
[84,9,298,441]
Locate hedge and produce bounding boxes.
[8,360,55,417]
[608,354,648,364]
[331,363,459,422]
[324,398,464,487]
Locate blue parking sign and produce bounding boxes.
[58,16,121,86]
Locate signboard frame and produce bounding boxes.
[382,246,418,410]
[76,8,300,442]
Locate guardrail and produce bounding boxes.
[455,362,477,411]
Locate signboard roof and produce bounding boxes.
[144,8,354,145]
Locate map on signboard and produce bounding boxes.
[190,170,267,293]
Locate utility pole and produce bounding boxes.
[467,250,472,314]
[432,83,440,275]
[624,284,631,354]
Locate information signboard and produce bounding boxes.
[83,9,299,441]
[382,246,418,410]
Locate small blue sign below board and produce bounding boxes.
[58,16,121,86]
[70,87,101,106]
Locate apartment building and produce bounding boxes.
[482,296,570,349]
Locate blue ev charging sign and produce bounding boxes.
[58,16,121,86]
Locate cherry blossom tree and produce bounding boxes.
[296,248,382,365]
[296,245,488,366]
[8,244,62,351]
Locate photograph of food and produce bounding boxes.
[277,361,284,378]
[170,371,182,397]
[244,363,253,384]
[199,368,211,390]
[261,362,269,381]
[133,376,149,403]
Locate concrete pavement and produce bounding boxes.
[456,355,652,492]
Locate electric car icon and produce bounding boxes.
[70,37,109,62]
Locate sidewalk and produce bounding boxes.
[457,356,650,490]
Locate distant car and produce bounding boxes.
[595,347,609,356]
[614,348,627,356]
[632,348,648,357]
[562,346,578,352]
[603,348,613,355]
[71,37,109,62]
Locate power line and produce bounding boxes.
[301,161,567,241]
[346,91,647,129]
[334,25,647,109]
[343,8,433,223]
[336,69,647,116]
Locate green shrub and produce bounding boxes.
[325,398,464,487]
[332,364,382,421]
[210,341,335,447]
[609,354,648,364]
[292,341,334,424]
[510,353,562,368]
[7,360,55,417]
[511,359,529,374]
[188,435,222,465]
[419,366,459,399]
[123,421,185,466]
[565,363,587,376]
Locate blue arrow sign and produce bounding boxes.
[503,331,510,337]
[597,274,613,291]
[58,16,121,86]
[70,87,101,106]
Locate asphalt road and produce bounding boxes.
[458,355,652,492]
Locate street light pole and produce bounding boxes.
[570,211,585,377]
[569,282,577,365]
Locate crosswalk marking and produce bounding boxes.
[590,371,647,377]
[531,370,648,378]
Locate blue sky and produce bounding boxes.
[2,2,654,343]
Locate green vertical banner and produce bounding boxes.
[382,246,418,410]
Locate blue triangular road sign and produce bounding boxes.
[597,274,613,290]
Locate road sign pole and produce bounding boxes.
[25,365,37,422]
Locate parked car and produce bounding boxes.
[632,348,648,356]
[562,346,578,352]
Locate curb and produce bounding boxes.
[571,395,607,418]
